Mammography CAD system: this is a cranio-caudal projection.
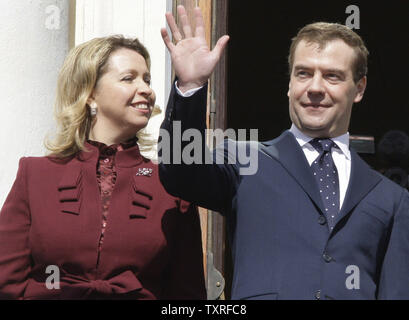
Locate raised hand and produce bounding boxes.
[161,5,229,93]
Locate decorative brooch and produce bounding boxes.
[136,168,153,177]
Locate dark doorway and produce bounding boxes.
[227,1,409,172]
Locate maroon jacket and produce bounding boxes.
[0,142,206,299]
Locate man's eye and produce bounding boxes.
[296,71,309,77]
[327,74,340,80]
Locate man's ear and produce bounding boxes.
[287,81,291,98]
[354,76,367,103]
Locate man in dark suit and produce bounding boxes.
[159,6,409,299]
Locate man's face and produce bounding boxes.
[90,48,156,139]
[288,39,366,138]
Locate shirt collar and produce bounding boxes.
[79,136,143,167]
[87,136,138,157]
[289,124,351,160]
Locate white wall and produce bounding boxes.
[0,0,70,208]
[0,0,172,208]
[75,0,172,159]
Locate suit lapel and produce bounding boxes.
[262,131,383,228]
[335,149,382,227]
[261,131,327,214]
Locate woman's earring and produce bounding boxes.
[90,102,97,117]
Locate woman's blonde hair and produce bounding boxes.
[45,35,160,158]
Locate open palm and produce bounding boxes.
[161,6,229,92]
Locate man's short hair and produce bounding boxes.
[288,22,369,83]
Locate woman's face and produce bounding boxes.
[90,48,156,138]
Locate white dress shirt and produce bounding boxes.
[175,82,203,97]
[289,124,351,209]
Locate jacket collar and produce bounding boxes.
[262,130,326,213]
[261,131,382,221]
[335,149,381,225]
[77,141,144,168]
[289,124,351,160]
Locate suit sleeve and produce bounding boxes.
[0,157,32,299]
[158,82,240,213]
[161,201,207,300]
[377,189,409,299]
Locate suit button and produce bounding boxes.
[318,216,327,225]
[315,290,321,300]
[323,253,333,263]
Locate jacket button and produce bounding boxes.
[323,253,333,263]
[315,290,321,300]
[318,216,327,225]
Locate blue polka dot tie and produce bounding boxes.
[310,139,340,230]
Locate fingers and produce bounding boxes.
[165,12,183,43]
[177,5,193,38]
[160,28,175,52]
[194,6,205,38]
[164,5,207,43]
[211,35,230,60]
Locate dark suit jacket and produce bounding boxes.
[0,142,206,300]
[159,83,409,300]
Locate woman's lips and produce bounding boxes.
[130,103,151,114]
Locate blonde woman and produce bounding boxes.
[0,36,206,300]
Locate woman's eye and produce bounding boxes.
[122,77,133,82]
